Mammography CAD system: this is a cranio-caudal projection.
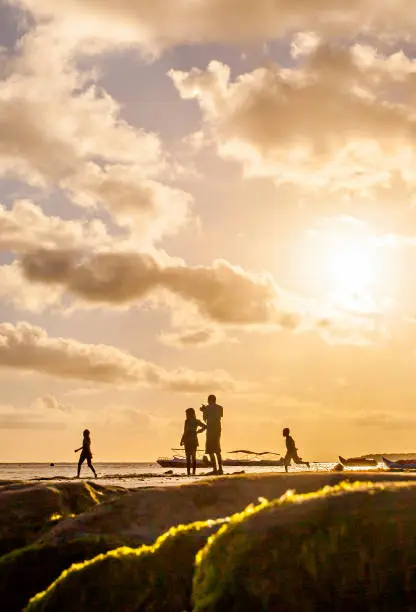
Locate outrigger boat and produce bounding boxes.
[383,457,416,471]
[157,449,284,469]
[339,455,378,467]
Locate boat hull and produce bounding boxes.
[158,459,210,468]
[383,457,416,470]
[157,458,285,469]
[339,456,378,467]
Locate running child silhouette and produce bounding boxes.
[283,427,310,472]
[74,429,97,478]
[180,408,207,476]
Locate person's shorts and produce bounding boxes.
[184,443,198,454]
[79,452,92,463]
[206,429,221,454]
[285,451,301,463]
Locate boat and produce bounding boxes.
[157,455,210,469]
[383,457,416,471]
[339,455,378,467]
[157,449,285,469]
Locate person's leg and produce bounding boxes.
[186,451,191,476]
[284,452,291,473]
[216,452,223,474]
[191,452,197,475]
[77,454,85,478]
[87,456,97,477]
[293,454,310,469]
[208,453,218,472]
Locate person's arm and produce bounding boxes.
[200,405,208,422]
[196,420,207,433]
[74,447,82,453]
[180,421,187,446]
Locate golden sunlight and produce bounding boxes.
[303,217,382,307]
[326,238,376,296]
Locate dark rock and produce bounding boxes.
[0,535,133,612]
[192,481,416,611]
[40,471,416,549]
[25,519,224,612]
[0,481,126,555]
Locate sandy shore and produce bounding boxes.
[1,470,416,610]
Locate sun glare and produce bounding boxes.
[305,218,381,307]
[327,241,375,295]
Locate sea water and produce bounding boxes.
[0,461,347,489]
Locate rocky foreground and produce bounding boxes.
[1,472,416,610]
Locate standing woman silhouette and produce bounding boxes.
[75,429,97,478]
[180,408,207,476]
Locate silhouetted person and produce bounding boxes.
[180,408,207,476]
[75,429,97,478]
[283,427,310,472]
[200,394,223,474]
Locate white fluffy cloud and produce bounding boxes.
[0,322,236,391]
[0,263,64,312]
[0,26,191,243]
[170,45,416,193]
[0,200,111,253]
[9,1,416,54]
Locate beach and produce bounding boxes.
[0,461,342,489]
[1,469,416,610]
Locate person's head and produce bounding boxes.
[283,427,290,437]
[186,408,196,419]
[83,429,90,438]
[207,394,216,405]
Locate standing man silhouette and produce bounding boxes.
[200,394,223,474]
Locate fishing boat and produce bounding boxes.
[157,455,210,469]
[383,457,416,471]
[157,449,284,469]
[339,455,378,467]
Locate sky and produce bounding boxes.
[2,1,416,462]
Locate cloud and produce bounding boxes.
[170,45,416,193]
[159,327,230,348]
[351,411,416,429]
[0,262,64,312]
[0,25,191,243]
[35,394,72,413]
[0,199,190,313]
[0,397,70,430]
[0,321,236,391]
[19,248,283,324]
[64,164,190,238]
[0,200,111,254]
[17,246,389,344]
[290,31,321,58]
[9,1,416,54]
[0,418,64,430]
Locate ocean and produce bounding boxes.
[0,461,360,489]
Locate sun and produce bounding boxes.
[326,239,376,296]
[304,217,380,306]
